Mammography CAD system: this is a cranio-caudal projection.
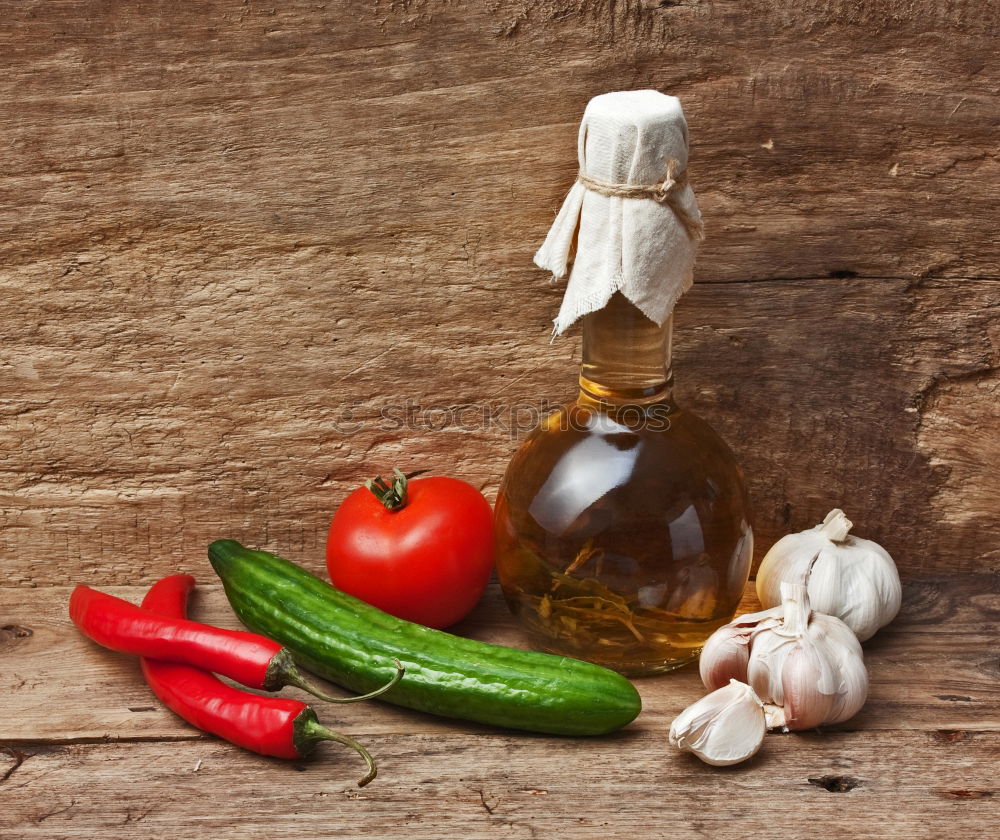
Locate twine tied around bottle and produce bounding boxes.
[577,157,705,242]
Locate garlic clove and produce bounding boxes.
[804,547,851,619]
[666,562,720,619]
[777,640,836,730]
[669,680,766,766]
[699,625,750,690]
[811,607,866,659]
[746,625,791,706]
[699,606,783,691]
[826,649,869,724]
[822,543,900,642]
[811,613,869,723]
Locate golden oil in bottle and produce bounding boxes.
[494,293,753,675]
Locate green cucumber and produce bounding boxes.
[208,539,641,736]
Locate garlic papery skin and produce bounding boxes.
[756,509,902,641]
[669,680,766,766]
[700,582,869,732]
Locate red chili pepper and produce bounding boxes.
[70,583,354,703]
[140,575,401,786]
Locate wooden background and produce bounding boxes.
[1,1,998,838]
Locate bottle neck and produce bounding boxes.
[578,292,673,406]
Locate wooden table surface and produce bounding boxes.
[2,574,998,839]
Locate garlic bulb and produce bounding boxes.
[669,680,766,766]
[756,509,901,641]
[700,582,868,731]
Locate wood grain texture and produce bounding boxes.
[2,732,998,840]
[3,579,998,743]
[2,3,998,838]
[2,578,999,839]
[1,1,998,583]
[1,0,998,579]
[3,275,996,583]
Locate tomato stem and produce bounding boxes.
[365,468,409,512]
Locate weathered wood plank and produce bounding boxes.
[2,278,996,584]
[1,731,997,840]
[1,1,998,279]
[2,578,997,743]
[1,1,999,583]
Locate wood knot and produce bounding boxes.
[0,625,33,644]
[932,729,970,743]
[977,656,1000,680]
[939,789,994,800]
[808,775,862,792]
[899,581,955,625]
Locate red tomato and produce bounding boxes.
[326,471,495,629]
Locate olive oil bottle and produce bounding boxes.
[495,294,752,675]
[494,91,752,676]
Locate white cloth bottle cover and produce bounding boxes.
[534,90,703,336]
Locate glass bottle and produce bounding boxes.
[494,292,753,676]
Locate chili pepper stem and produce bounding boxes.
[282,658,405,704]
[297,714,378,787]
